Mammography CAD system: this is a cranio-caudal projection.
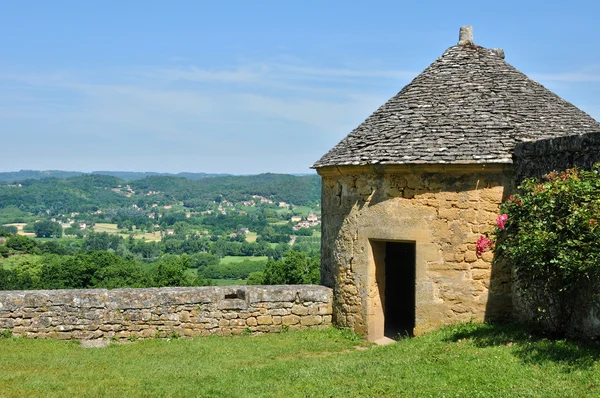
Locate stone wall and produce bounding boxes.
[513,132,600,182]
[0,285,332,340]
[319,164,513,340]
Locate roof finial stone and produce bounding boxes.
[458,25,474,46]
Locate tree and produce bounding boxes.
[0,225,18,235]
[153,255,190,287]
[34,220,63,238]
[263,250,319,285]
[6,235,37,253]
[246,271,265,285]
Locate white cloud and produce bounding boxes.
[0,60,414,172]
[0,60,411,135]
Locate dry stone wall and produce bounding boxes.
[319,165,513,338]
[0,285,332,340]
[513,132,600,181]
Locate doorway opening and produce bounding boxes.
[375,242,416,339]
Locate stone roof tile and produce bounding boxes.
[312,33,600,169]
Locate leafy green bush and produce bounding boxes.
[492,166,600,336]
[245,271,265,285]
[262,250,320,285]
[198,259,266,280]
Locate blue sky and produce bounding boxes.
[1,1,599,174]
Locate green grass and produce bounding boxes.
[184,269,247,285]
[245,231,258,243]
[93,223,120,232]
[1,323,600,397]
[219,255,268,264]
[290,206,314,216]
[211,278,246,286]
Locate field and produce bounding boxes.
[1,323,599,397]
[211,278,246,286]
[290,205,315,216]
[219,256,268,264]
[3,223,35,237]
[93,223,120,233]
[245,231,258,243]
[84,223,162,241]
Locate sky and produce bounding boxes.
[1,1,599,174]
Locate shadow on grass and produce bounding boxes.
[443,322,600,370]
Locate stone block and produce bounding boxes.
[464,251,478,263]
[291,305,309,316]
[230,319,246,328]
[282,315,300,325]
[257,315,273,325]
[300,316,322,326]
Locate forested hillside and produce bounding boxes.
[0,170,84,182]
[0,170,230,183]
[0,171,322,289]
[0,175,129,213]
[130,173,320,207]
[0,173,320,213]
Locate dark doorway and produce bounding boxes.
[384,242,416,338]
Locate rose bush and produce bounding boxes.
[485,166,600,336]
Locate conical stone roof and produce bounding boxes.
[312,28,600,169]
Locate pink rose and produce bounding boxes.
[476,235,493,256]
[496,214,508,230]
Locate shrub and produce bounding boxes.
[492,166,600,337]
[246,271,265,285]
[262,250,319,285]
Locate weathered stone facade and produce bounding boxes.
[0,285,332,340]
[319,164,513,339]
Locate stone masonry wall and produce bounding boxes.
[319,165,513,338]
[513,132,600,182]
[0,285,332,340]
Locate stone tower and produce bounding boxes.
[312,26,600,341]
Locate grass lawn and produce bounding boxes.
[1,323,600,397]
[219,256,268,264]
